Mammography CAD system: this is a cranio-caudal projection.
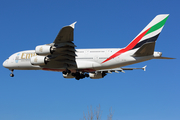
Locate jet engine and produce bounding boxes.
[89,72,107,79]
[30,56,49,65]
[35,45,55,55]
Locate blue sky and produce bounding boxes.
[0,0,180,120]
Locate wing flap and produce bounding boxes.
[44,22,77,69]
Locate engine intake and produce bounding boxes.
[35,45,55,55]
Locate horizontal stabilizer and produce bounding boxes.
[133,42,155,57]
[97,66,147,73]
[154,57,175,59]
[122,65,147,71]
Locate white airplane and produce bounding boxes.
[3,14,174,80]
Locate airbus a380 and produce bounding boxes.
[3,14,174,80]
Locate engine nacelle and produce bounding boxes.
[35,45,53,55]
[89,72,107,79]
[63,73,75,78]
[30,56,48,65]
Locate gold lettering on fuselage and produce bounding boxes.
[21,53,25,59]
[21,52,37,59]
[26,53,31,59]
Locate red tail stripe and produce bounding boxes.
[102,28,151,63]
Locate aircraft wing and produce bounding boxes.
[97,66,147,73]
[44,22,77,68]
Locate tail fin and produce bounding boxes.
[127,14,169,50]
[102,14,169,63]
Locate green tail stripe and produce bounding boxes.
[145,15,169,36]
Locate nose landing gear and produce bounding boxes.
[10,69,14,77]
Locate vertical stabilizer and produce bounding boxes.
[102,14,169,63]
[128,14,169,50]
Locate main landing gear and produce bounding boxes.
[10,69,14,77]
[62,69,71,74]
[72,72,89,80]
[62,69,89,80]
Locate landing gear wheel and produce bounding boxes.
[10,73,14,77]
[62,71,67,74]
[74,72,89,80]
[80,74,85,79]
[71,73,76,76]
[67,69,71,74]
[85,73,89,78]
[75,77,80,80]
[10,69,14,77]
[62,69,71,75]
[75,72,80,80]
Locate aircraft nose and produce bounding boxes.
[3,59,9,68]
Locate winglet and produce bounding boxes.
[143,65,147,71]
[69,21,77,29]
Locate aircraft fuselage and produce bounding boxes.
[3,48,157,72]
